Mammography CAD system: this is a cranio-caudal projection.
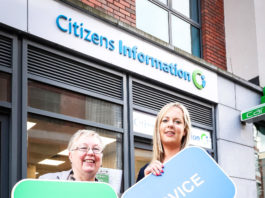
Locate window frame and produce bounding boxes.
[22,39,130,190]
[136,0,202,57]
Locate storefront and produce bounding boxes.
[0,0,263,197]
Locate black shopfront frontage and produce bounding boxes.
[0,29,216,196]
[0,2,218,196]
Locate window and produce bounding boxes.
[27,114,123,178]
[136,0,201,57]
[0,72,11,102]
[134,148,152,181]
[136,0,169,42]
[27,80,124,193]
[28,81,122,128]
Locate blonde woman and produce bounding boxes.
[136,102,191,181]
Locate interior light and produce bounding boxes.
[38,159,65,166]
[58,149,69,156]
[101,136,116,146]
[27,121,36,130]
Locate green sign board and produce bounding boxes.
[12,179,117,198]
[241,103,265,123]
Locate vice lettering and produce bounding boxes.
[163,173,205,198]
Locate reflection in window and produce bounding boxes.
[171,15,191,53]
[191,26,201,57]
[28,81,122,128]
[157,0,167,5]
[136,0,169,43]
[172,0,190,18]
[0,72,11,102]
[134,148,152,181]
[27,114,123,179]
[254,125,265,197]
[136,0,200,57]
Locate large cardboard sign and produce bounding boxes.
[11,180,117,198]
[122,147,236,198]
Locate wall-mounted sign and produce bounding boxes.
[23,0,218,102]
[241,103,265,123]
[122,147,236,198]
[189,127,212,149]
[133,111,156,136]
[96,168,122,194]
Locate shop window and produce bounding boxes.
[134,148,152,181]
[27,114,123,179]
[0,72,11,102]
[136,0,201,57]
[28,81,122,128]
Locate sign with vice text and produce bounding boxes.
[12,180,117,198]
[122,147,236,198]
[241,103,265,123]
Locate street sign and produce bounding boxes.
[122,147,236,198]
[12,180,117,198]
[241,103,265,123]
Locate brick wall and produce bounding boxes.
[201,0,227,70]
[81,0,136,27]
[80,0,227,70]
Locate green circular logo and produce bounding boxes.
[192,70,206,90]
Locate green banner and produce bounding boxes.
[12,179,117,198]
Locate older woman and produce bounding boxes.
[136,102,191,181]
[39,129,104,181]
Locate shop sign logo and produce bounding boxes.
[192,70,206,90]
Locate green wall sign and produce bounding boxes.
[12,179,117,198]
[241,103,265,123]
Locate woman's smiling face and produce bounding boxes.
[159,106,186,148]
[69,135,103,180]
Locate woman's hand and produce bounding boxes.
[144,160,164,176]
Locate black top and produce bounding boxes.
[136,163,149,182]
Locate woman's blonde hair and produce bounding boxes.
[152,102,191,162]
[67,129,104,151]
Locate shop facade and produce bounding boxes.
[0,0,263,197]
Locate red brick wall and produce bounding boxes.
[80,0,227,70]
[201,0,227,70]
[81,0,136,27]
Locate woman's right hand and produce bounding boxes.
[144,160,164,176]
